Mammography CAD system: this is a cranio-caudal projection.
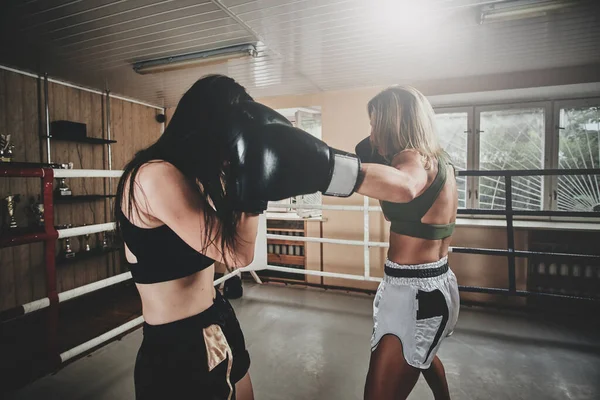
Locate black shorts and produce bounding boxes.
[134,291,250,400]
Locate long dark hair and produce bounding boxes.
[114,75,253,264]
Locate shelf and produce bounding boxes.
[54,195,115,204]
[42,135,116,145]
[267,228,305,233]
[268,253,305,266]
[267,238,305,246]
[56,247,121,266]
[0,227,51,248]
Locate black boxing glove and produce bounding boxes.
[355,136,388,165]
[222,101,294,213]
[226,101,362,207]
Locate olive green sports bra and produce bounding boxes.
[380,156,455,240]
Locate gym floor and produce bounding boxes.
[6,283,600,400]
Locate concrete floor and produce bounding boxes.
[6,283,600,400]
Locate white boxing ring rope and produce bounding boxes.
[267,202,383,212]
[267,233,388,248]
[59,268,251,363]
[53,169,124,179]
[17,168,402,364]
[22,298,51,314]
[58,272,132,303]
[58,222,116,239]
[60,316,145,362]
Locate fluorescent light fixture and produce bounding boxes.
[133,44,258,75]
[480,0,573,24]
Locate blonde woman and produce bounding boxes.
[354,86,460,400]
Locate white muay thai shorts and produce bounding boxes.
[371,256,460,369]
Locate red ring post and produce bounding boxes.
[42,168,60,367]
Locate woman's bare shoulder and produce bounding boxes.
[134,161,190,192]
[391,149,426,170]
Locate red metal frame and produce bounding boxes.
[0,167,45,178]
[0,166,60,367]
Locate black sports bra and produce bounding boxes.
[117,210,215,284]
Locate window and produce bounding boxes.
[556,104,600,212]
[273,107,323,217]
[435,110,469,208]
[477,107,545,211]
[294,109,322,217]
[435,100,598,215]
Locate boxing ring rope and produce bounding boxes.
[2,166,600,371]
[262,169,600,300]
[53,169,124,179]
[60,268,247,363]
[1,220,249,320]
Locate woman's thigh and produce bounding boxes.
[235,371,254,400]
[364,334,421,400]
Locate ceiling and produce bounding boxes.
[1,0,599,107]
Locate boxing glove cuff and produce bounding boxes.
[323,149,361,197]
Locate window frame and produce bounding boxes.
[473,101,552,211]
[434,99,600,220]
[551,97,600,211]
[433,106,475,208]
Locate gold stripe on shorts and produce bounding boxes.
[203,324,233,400]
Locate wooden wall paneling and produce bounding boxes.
[131,103,142,157]
[90,92,104,281]
[0,69,16,311]
[51,82,75,292]
[77,90,94,287]
[88,93,102,284]
[108,96,121,280]
[65,86,87,290]
[131,103,141,154]
[64,86,78,291]
[110,99,124,171]
[23,75,45,301]
[122,100,134,191]
[139,105,148,150]
[28,243,45,301]
[107,98,123,276]
[6,72,33,306]
[0,74,164,310]
[146,107,159,148]
[104,98,115,277]
[99,96,114,279]
[40,78,49,166]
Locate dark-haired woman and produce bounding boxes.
[116,75,260,400]
[116,74,365,400]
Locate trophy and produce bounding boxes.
[55,162,74,197]
[101,232,110,250]
[83,224,91,252]
[29,196,45,227]
[4,194,21,229]
[0,134,15,163]
[59,224,76,259]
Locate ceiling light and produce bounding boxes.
[480,0,573,24]
[133,44,258,75]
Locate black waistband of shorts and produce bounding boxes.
[142,290,227,341]
[384,262,449,279]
